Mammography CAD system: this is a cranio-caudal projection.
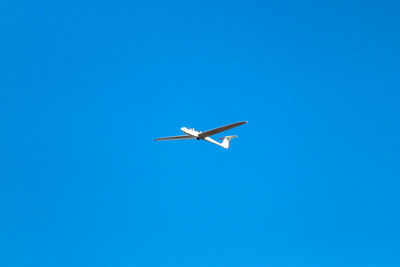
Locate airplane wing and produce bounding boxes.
[198,121,247,139]
[154,135,196,141]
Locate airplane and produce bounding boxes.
[154,121,248,149]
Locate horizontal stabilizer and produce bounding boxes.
[218,135,238,140]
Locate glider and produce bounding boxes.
[154,121,247,149]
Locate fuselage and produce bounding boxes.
[181,127,223,146]
[180,127,201,139]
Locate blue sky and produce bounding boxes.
[1,0,400,266]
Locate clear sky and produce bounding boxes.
[1,0,400,266]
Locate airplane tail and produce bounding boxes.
[218,135,238,149]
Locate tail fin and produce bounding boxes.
[218,135,238,149]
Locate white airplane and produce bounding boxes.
[155,121,248,149]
